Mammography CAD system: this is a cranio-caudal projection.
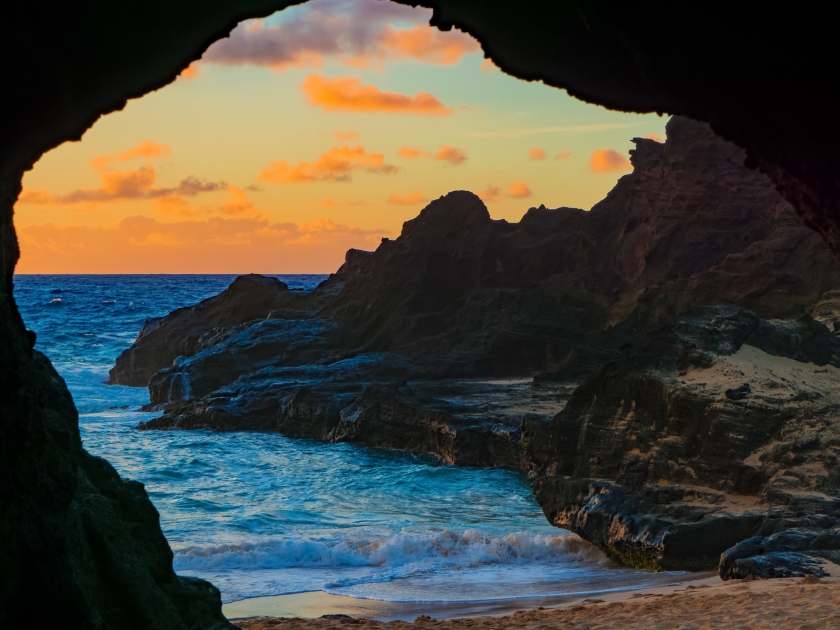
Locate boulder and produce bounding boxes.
[720,528,840,579]
[108,274,296,386]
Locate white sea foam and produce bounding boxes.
[173,529,604,573]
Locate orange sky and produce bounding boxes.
[14,0,665,274]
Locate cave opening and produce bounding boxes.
[6,1,840,628]
[11,0,672,616]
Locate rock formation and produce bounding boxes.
[116,118,840,576]
[528,303,840,571]
[110,274,296,386]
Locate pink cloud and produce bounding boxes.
[201,0,479,71]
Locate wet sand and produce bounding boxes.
[230,576,840,629]
[223,573,711,622]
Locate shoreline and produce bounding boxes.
[230,575,840,629]
[223,572,717,622]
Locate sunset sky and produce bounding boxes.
[14,0,666,274]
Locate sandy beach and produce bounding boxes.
[231,576,840,629]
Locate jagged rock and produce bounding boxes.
[526,304,840,570]
[109,274,297,386]
[720,528,840,579]
[129,118,840,406]
[140,369,573,470]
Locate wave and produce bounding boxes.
[173,529,604,573]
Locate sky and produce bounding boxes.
[14,0,666,274]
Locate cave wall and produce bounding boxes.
[1,0,838,626]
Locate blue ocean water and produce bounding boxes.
[14,275,683,605]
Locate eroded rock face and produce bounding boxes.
[110,274,295,386]
[527,304,840,570]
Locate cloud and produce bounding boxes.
[386,190,428,205]
[334,131,359,140]
[374,24,479,66]
[201,0,478,71]
[18,141,225,206]
[435,146,467,166]
[397,146,432,159]
[589,148,632,173]
[396,145,467,165]
[477,185,503,203]
[644,133,664,142]
[19,170,226,205]
[16,213,390,273]
[302,74,453,116]
[321,198,340,207]
[257,145,398,183]
[480,58,498,72]
[555,151,572,160]
[507,182,533,198]
[477,182,532,202]
[218,186,261,216]
[529,148,546,161]
[88,140,171,171]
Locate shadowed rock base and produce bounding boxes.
[0,345,234,629]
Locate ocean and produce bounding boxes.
[14,274,684,607]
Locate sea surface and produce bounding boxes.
[14,274,685,606]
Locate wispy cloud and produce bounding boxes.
[477,181,533,202]
[528,148,546,161]
[257,145,399,183]
[386,190,428,205]
[17,141,224,206]
[302,74,453,116]
[397,145,467,165]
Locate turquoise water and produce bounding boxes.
[14,275,681,604]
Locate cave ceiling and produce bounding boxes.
[2,0,838,274]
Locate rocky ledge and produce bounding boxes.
[115,117,840,577]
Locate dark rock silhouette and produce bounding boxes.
[114,118,840,393]
[110,274,294,386]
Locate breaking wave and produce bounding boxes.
[173,529,604,573]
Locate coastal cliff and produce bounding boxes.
[118,117,840,576]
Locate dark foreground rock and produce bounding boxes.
[122,118,840,575]
[1,348,233,629]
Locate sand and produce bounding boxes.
[231,576,840,629]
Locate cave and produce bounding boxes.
[2,1,838,628]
